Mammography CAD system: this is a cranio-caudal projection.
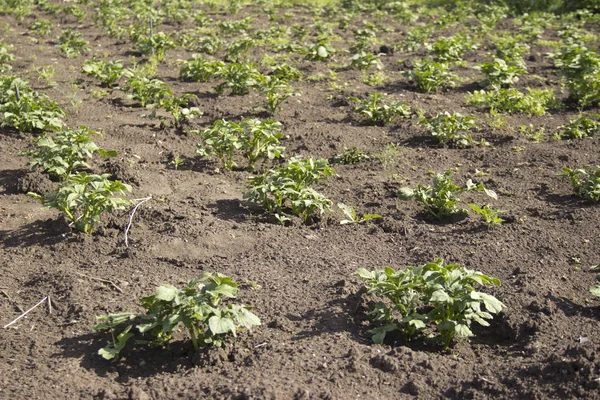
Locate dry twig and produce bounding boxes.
[3,296,48,329]
[76,272,123,293]
[124,196,152,247]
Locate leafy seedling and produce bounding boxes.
[338,202,381,225]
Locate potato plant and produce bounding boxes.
[244,158,334,223]
[349,93,411,126]
[419,111,476,148]
[58,29,89,58]
[194,118,284,170]
[26,126,117,180]
[0,76,65,132]
[561,166,600,201]
[28,172,132,234]
[467,88,558,115]
[398,171,498,220]
[356,258,504,349]
[406,59,457,93]
[94,273,260,359]
[81,57,125,88]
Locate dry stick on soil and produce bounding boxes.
[3,296,48,329]
[0,289,24,312]
[75,272,123,293]
[124,196,152,247]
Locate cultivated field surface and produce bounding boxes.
[1,1,600,399]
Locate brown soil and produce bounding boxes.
[1,3,600,399]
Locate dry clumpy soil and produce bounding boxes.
[1,2,600,399]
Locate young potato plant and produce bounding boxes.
[29,18,53,36]
[556,114,600,139]
[213,62,262,96]
[0,43,15,72]
[333,147,369,165]
[467,88,558,116]
[356,258,504,349]
[405,59,458,93]
[467,204,504,227]
[28,172,132,234]
[26,126,116,181]
[160,93,202,127]
[123,69,170,107]
[0,77,65,132]
[304,36,336,61]
[81,57,125,88]
[58,29,89,58]
[193,119,284,170]
[398,171,498,220]
[420,111,476,148]
[93,273,260,359]
[350,52,384,73]
[548,41,600,107]
[135,31,177,62]
[241,119,285,170]
[349,93,411,126]
[561,166,600,201]
[178,54,223,82]
[476,58,527,89]
[244,158,334,223]
[426,34,478,62]
[338,202,381,225]
[255,75,296,115]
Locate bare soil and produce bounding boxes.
[1,3,600,399]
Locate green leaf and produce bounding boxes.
[355,268,375,280]
[455,323,474,337]
[208,315,237,335]
[590,285,600,297]
[235,307,261,329]
[430,290,451,303]
[397,187,414,199]
[154,284,179,301]
[370,324,397,345]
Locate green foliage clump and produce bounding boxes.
[556,114,600,139]
[179,54,223,82]
[419,111,476,148]
[0,43,15,72]
[123,68,170,107]
[26,126,116,180]
[28,18,53,36]
[58,29,89,58]
[561,166,600,201]
[333,147,369,165]
[406,59,457,93]
[398,171,497,220]
[467,204,505,227]
[356,259,504,349]
[81,57,125,87]
[549,42,600,107]
[467,88,558,116]
[349,93,411,126]
[245,158,334,223]
[29,172,131,234]
[304,36,336,61]
[213,62,262,96]
[476,58,527,88]
[194,119,284,170]
[0,76,65,132]
[93,273,260,359]
[427,34,478,62]
[135,31,176,62]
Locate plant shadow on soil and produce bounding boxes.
[55,333,196,382]
[0,168,25,195]
[0,218,71,248]
[289,290,369,344]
